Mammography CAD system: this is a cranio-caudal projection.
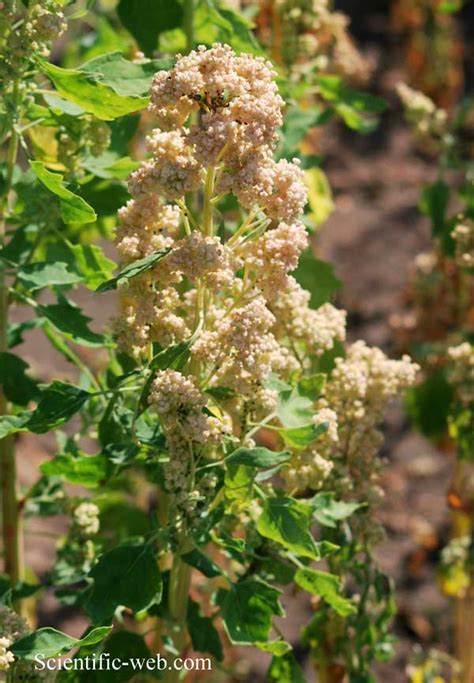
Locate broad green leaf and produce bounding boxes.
[0,352,40,405]
[305,167,334,227]
[10,627,111,660]
[70,244,116,290]
[95,248,171,292]
[225,447,290,468]
[30,161,96,224]
[217,578,284,645]
[257,497,321,560]
[43,93,85,116]
[311,492,364,528]
[80,52,174,96]
[83,154,140,181]
[194,0,262,55]
[277,387,314,428]
[294,567,356,617]
[17,261,82,291]
[86,544,162,622]
[40,453,107,488]
[181,547,222,578]
[270,421,328,449]
[280,107,331,158]
[39,297,105,347]
[187,598,223,661]
[39,61,149,121]
[294,250,342,309]
[0,381,90,437]
[224,464,254,503]
[268,653,306,683]
[316,75,386,133]
[87,631,151,683]
[117,0,183,55]
[299,374,326,401]
[27,381,91,433]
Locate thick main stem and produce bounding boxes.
[164,534,192,683]
[0,85,25,610]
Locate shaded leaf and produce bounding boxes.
[86,544,162,623]
[181,547,222,578]
[39,297,105,347]
[30,161,96,224]
[117,0,182,55]
[217,578,283,645]
[187,598,223,661]
[0,352,40,405]
[11,627,111,660]
[294,249,342,309]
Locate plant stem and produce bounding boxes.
[183,0,195,54]
[0,82,26,613]
[164,533,192,683]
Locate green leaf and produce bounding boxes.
[280,107,331,158]
[10,626,111,660]
[39,61,149,121]
[268,653,306,683]
[257,640,292,656]
[187,598,223,661]
[419,179,450,237]
[298,374,326,401]
[271,421,328,449]
[0,413,32,439]
[86,544,162,622]
[70,244,116,290]
[80,52,174,96]
[17,261,83,291]
[39,297,105,347]
[406,369,453,441]
[311,492,364,528]
[224,464,254,503]
[217,578,284,645]
[294,250,342,309]
[95,248,171,292]
[40,452,107,488]
[181,547,222,578]
[0,381,91,437]
[87,631,151,683]
[27,381,91,433]
[277,386,314,428]
[225,447,290,468]
[30,161,96,224]
[7,319,42,348]
[117,0,183,55]
[0,352,40,405]
[257,497,321,560]
[316,75,386,133]
[294,568,356,617]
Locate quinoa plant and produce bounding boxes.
[0,3,421,682]
[396,83,474,683]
